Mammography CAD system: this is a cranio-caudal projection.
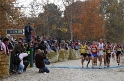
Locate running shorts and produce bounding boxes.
[116,51,121,57]
[81,53,87,57]
[92,54,98,57]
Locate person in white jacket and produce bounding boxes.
[17,50,28,74]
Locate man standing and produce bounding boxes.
[24,22,33,43]
[6,34,15,74]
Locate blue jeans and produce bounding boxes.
[41,67,50,73]
[25,35,31,43]
[18,65,24,73]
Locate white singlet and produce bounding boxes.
[98,43,104,56]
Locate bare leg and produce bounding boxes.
[81,56,85,68]
[86,57,91,68]
[112,53,115,60]
[108,57,110,67]
[104,54,106,67]
[99,55,102,66]
[117,54,121,65]
[92,57,94,68]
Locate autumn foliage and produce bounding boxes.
[65,0,105,40]
[1,0,124,42]
[0,0,26,37]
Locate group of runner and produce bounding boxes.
[80,39,123,69]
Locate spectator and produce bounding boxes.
[23,43,30,72]
[0,37,10,78]
[24,22,33,43]
[11,39,25,72]
[16,49,28,74]
[6,34,15,74]
[35,48,50,74]
[38,41,47,54]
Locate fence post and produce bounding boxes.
[30,47,33,67]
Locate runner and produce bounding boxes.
[86,41,91,68]
[121,44,124,58]
[103,40,107,67]
[91,41,98,68]
[106,42,112,67]
[98,39,104,69]
[116,41,122,65]
[80,42,87,68]
[111,43,116,60]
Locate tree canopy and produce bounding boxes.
[1,0,124,42]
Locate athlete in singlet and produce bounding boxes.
[80,42,87,68]
[98,39,104,68]
[91,41,98,68]
[121,44,124,57]
[86,41,91,68]
[116,41,122,65]
[106,42,112,67]
[111,43,116,60]
[103,40,107,67]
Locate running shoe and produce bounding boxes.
[118,63,120,66]
[99,66,102,69]
[44,72,47,75]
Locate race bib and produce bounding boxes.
[107,50,111,53]
[118,48,121,51]
[81,49,86,53]
[92,48,96,52]
[87,50,90,53]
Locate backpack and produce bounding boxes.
[12,53,21,65]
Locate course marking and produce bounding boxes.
[47,66,124,69]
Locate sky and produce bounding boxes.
[16,0,85,16]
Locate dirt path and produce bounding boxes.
[2,58,124,81]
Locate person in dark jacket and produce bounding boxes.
[6,34,15,73]
[38,41,50,65]
[11,39,25,72]
[24,22,33,43]
[38,41,47,54]
[23,43,30,72]
[11,40,25,56]
[35,48,50,73]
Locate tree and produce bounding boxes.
[62,0,75,41]
[100,0,124,42]
[36,3,63,38]
[0,0,15,36]
[0,0,26,37]
[64,0,105,41]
